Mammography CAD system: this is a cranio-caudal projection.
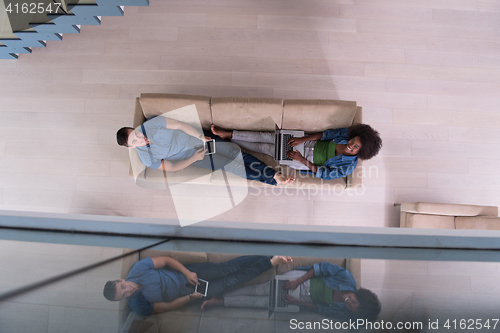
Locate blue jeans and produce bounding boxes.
[182,256,273,298]
[192,131,277,186]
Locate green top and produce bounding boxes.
[310,276,334,304]
[313,141,337,166]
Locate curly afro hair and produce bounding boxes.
[348,124,382,160]
[354,288,382,322]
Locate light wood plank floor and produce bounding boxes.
[1,0,500,228]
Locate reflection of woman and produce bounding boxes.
[201,262,381,322]
[211,124,382,180]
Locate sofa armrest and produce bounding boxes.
[133,97,147,128]
[346,258,361,288]
[346,159,363,189]
[401,202,498,217]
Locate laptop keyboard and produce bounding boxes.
[277,280,289,308]
[281,134,293,160]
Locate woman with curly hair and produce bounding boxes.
[211,123,382,180]
[201,262,381,323]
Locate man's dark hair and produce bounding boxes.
[103,280,120,301]
[354,288,381,322]
[348,124,382,160]
[116,127,134,147]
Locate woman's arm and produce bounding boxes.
[303,132,322,141]
[282,295,318,311]
[286,150,319,173]
[288,132,322,147]
[153,293,203,314]
[283,268,315,291]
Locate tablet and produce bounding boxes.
[204,139,216,155]
[195,278,209,297]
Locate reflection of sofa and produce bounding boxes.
[399,202,499,229]
[119,250,361,333]
[130,93,363,189]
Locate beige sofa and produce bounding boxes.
[119,250,361,333]
[399,202,499,229]
[130,93,363,189]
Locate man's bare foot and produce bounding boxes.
[211,124,233,140]
[201,297,224,311]
[274,173,295,185]
[271,256,293,266]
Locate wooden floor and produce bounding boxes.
[1,0,500,228]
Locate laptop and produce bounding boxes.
[268,275,300,319]
[274,128,305,166]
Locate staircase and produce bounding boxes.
[0,0,149,59]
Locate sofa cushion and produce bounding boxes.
[276,257,346,275]
[455,216,500,230]
[139,93,212,129]
[401,202,498,217]
[405,213,456,229]
[138,250,208,265]
[211,97,283,131]
[282,99,357,132]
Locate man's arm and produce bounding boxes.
[165,118,205,140]
[153,294,202,314]
[156,149,205,171]
[150,256,199,285]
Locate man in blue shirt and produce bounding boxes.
[116,116,295,185]
[103,255,291,315]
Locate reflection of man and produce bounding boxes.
[116,116,294,185]
[102,255,292,315]
[201,262,381,322]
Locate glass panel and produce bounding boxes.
[1,240,500,332]
[0,239,127,293]
[0,243,137,333]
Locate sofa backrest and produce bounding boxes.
[401,202,498,217]
[455,216,500,230]
[282,99,357,132]
[211,97,283,131]
[138,93,212,129]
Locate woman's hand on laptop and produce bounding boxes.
[288,137,304,147]
[282,294,300,305]
[286,149,305,162]
[283,279,300,292]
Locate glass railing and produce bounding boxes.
[1,231,500,333]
